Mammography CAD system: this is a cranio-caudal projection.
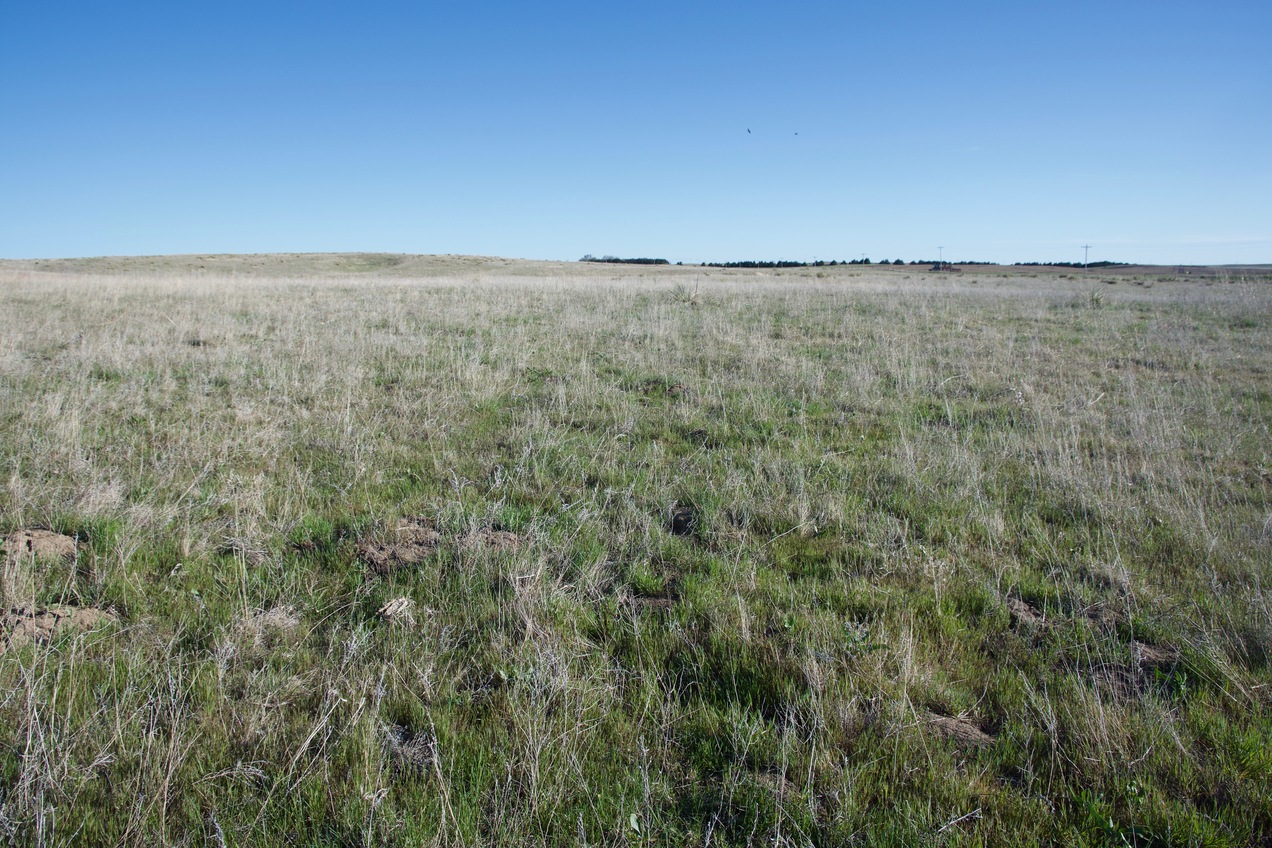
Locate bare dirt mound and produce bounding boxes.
[359,520,528,575]
[3,530,78,563]
[359,520,442,575]
[1,605,116,655]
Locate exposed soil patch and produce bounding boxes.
[1,605,116,655]
[925,712,995,748]
[3,530,78,563]
[359,520,442,575]
[360,520,527,575]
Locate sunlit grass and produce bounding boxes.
[1,263,1269,845]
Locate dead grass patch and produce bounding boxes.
[462,528,526,552]
[236,605,301,651]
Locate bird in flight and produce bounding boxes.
[747,128,751,134]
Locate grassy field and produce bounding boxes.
[1,258,1270,846]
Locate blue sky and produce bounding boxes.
[2,1,1269,264]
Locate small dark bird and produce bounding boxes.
[669,506,697,537]
[747,128,751,134]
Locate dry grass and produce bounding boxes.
[0,258,1269,845]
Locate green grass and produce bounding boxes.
[1,264,1269,845]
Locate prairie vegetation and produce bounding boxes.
[0,260,1269,846]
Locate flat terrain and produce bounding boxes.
[2,252,1270,280]
[1,256,1270,846]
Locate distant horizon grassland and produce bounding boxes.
[1,262,1269,846]
[2,252,1270,279]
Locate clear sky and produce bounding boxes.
[2,1,1269,265]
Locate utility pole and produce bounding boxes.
[938,246,944,264]
[1081,244,1092,273]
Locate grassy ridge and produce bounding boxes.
[1,267,1269,846]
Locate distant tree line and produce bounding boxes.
[697,259,902,268]
[700,260,814,268]
[698,258,998,268]
[581,255,1126,269]
[580,255,670,265]
[906,260,999,266]
[1012,261,1129,268]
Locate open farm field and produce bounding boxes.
[1,259,1270,846]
